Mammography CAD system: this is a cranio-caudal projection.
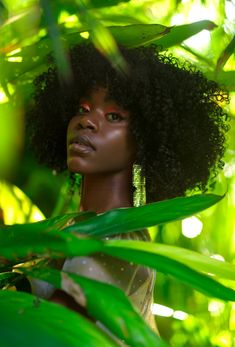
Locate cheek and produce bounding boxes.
[102,131,136,167]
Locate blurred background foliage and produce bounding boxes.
[0,0,235,345]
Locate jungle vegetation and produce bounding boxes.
[0,0,235,346]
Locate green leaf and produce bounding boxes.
[206,70,235,91]
[89,0,131,8]
[89,21,128,73]
[0,272,20,288]
[0,7,40,52]
[39,0,72,83]
[0,210,94,234]
[0,290,119,347]
[74,0,127,73]
[64,194,223,237]
[103,240,235,281]
[216,35,235,73]
[155,20,217,49]
[0,221,102,264]
[37,211,96,230]
[1,23,168,83]
[21,267,167,347]
[101,240,235,301]
[108,24,171,48]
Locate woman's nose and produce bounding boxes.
[77,112,98,131]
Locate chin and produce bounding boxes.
[67,158,83,174]
[67,159,95,175]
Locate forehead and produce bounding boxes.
[80,87,129,111]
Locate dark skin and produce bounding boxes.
[51,87,139,318]
[67,87,136,213]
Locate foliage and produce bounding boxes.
[0,0,235,346]
[2,194,235,346]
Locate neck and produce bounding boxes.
[79,169,134,214]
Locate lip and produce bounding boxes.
[68,134,95,153]
[69,134,95,149]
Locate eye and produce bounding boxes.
[77,104,90,114]
[106,112,124,122]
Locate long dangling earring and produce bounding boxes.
[133,164,146,207]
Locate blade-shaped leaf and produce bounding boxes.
[0,223,102,264]
[37,211,96,230]
[103,240,235,281]
[0,290,119,347]
[64,194,223,237]
[0,210,92,232]
[75,0,127,73]
[101,240,235,301]
[107,240,235,281]
[155,20,217,49]
[108,24,171,48]
[40,0,72,83]
[21,267,167,347]
[216,35,235,73]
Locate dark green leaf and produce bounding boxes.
[64,194,223,237]
[102,240,235,301]
[89,0,131,8]
[0,272,20,288]
[21,267,167,347]
[216,35,235,73]
[0,290,119,347]
[0,223,102,263]
[0,210,94,234]
[155,20,217,49]
[108,24,171,48]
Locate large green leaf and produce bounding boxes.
[36,210,96,230]
[154,20,217,49]
[103,241,235,281]
[108,24,171,48]
[0,290,119,347]
[101,240,235,301]
[0,221,102,265]
[4,20,199,84]
[64,194,223,237]
[216,35,235,73]
[0,210,94,234]
[21,267,167,347]
[3,20,215,86]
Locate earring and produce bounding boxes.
[133,164,146,207]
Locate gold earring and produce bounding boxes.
[133,164,146,207]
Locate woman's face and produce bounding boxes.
[67,87,136,175]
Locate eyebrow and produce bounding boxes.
[80,95,122,109]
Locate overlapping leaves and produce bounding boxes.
[2,193,235,347]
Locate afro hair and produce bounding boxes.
[26,43,230,202]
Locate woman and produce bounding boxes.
[27,43,229,329]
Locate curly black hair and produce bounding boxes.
[26,43,230,202]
